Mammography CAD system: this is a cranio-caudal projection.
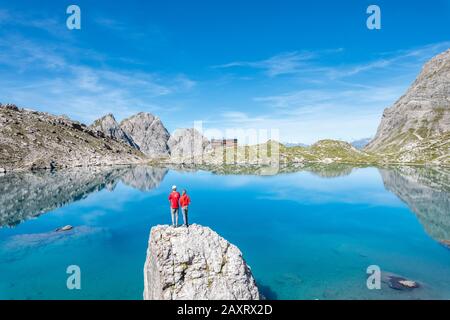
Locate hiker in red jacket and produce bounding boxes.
[179,189,191,227]
[168,185,181,227]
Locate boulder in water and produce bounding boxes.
[143,224,260,300]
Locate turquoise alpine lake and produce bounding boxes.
[0,165,449,299]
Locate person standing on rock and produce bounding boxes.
[168,185,181,227]
[179,189,191,227]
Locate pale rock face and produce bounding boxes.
[120,112,170,158]
[168,128,212,164]
[366,48,450,152]
[143,224,260,300]
[89,113,138,149]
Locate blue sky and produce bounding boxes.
[0,0,449,143]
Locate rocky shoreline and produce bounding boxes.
[0,104,146,172]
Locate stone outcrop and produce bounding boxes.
[0,105,145,171]
[120,112,170,158]
[365,48,450,165]
[167,128,212,164]
[143,224,260,300]
[89,113,138,149]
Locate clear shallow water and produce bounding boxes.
[0,165,449,300]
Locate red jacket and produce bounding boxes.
[180,194,191,207]
[168,191,180,209]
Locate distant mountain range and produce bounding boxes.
[0,48,449,172]
[283,139,372,150]
[283,142,309,148]
[350,138,372,150]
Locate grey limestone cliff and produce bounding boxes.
[120,112,170,158]
[89,113,138,149]
[167,128,212,164]
[365,49,450,165]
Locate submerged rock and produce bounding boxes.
[383,273,420,291]
[143,224,260,300]
[440,239,450,248]
[1,226,105,254]
[56,225,74,232]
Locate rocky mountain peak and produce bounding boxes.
[120,112,170,158]
[366,48,450,153]
[89,113,138,149]
[167,128,212,163]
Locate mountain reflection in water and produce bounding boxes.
[0,166,168,227]
[0,164,449,246]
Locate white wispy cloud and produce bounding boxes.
[325,42,450,79]
[0,35,67,71]
[213,42,450,81]
[221,111,266,123]
[253,86,404,112]
[212,51,317,77]
[94,17,129,32]
[204,42,450,143]
[203,82,408,144]
[173,74,197,91]
[93,15,167,44]
[0,8,71,39]
[0,33,196,124]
